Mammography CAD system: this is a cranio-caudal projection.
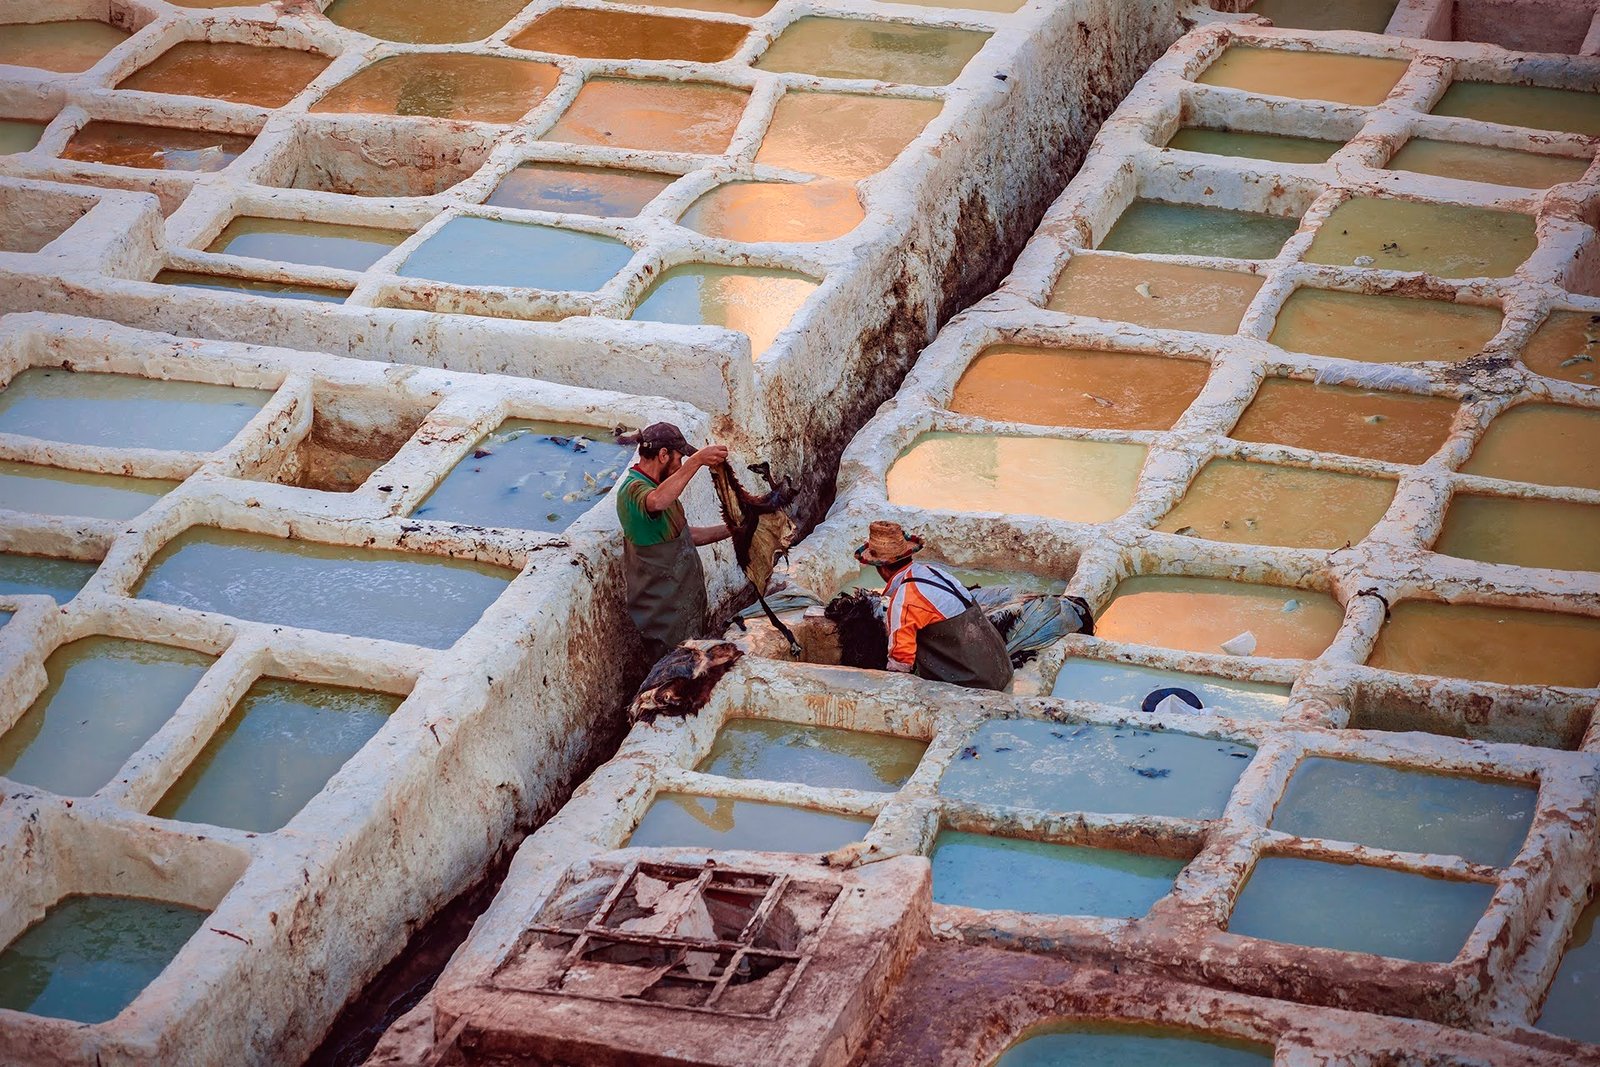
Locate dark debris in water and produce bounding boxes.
[1131,766,1171,779]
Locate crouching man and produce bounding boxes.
[854,520,1012,691]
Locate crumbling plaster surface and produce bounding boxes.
[858,941,1594,1067]
[1218,0,1600,56]
[388,12,1600,1066]
[0,311,742,1065]
[5,1,1600,1065]
[0,0,1207,1058]
[739,17,1600,746]
[381,653,1600,1063]
[0,0,1198,518]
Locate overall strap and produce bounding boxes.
[903,568,974,609]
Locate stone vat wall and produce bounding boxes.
[383,10,1600,1067]
[379,654,1600,1063]
[0,312,730,1065]
[0,0,1208,1058]
[5,0,1600,1063]
[757,18,1600,741]
[0,0,1198,519]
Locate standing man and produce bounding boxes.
[616,422,731,664]
[855,520,1013,691]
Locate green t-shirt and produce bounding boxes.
[617,467,687,547]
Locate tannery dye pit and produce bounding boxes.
[0,1,1598,1066]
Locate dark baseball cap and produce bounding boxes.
[637,422,698,456]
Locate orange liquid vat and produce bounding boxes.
[1047,255,1264,335]
[1096,575,1345,660]
[312,54,560,123]
[755,92,942,180]
[542,79,749,154]
[886,432,1147,523]
[1367,601,1600,687]
[1230,378,1458,465]
[679,180,864,243]
[61,122,255,172]
[1155,460,1396,549]
[1267,288,1502,365]
[1197,46,1408,107]
[1462,404,1600,491]
[948,345,1209,431]
[323,0,530,43]
[1520,311,1600,387]
[0,21,129,74]
[119,43,331,108]
[509,9,750,62]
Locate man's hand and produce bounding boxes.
[641,443,730,516]
[693,444,729,468]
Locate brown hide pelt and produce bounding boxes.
[629,643,743,723]
[710,462,802,655]
[709,462,796,594]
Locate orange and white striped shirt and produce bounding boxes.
[884,563,973,668]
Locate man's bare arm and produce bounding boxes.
[642,444,729,513]
[691,524,731,546]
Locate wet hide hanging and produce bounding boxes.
[710,462,801,653]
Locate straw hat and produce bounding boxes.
[855,521,924,566]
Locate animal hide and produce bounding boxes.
[628,643,742,723]
[825,590,889,670]
[710,462,796,595]
[971,587,1096,667]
